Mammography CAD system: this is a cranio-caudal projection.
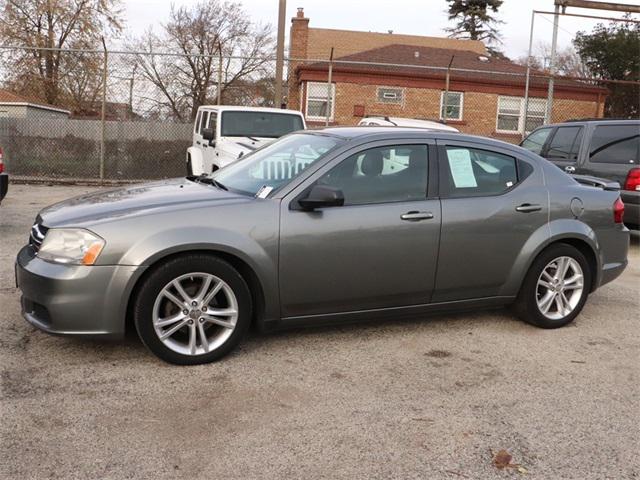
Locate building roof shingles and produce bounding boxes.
[300,44,604,93]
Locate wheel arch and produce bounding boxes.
[502,219,601,299]
[124,248,268,335]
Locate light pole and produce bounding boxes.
[274,0,286,108]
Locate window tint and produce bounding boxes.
[221,111,304,138]
[444,146,518,197]
[547,126,583,160]
[207,112,218,138]
[589,125,639,164]
[521,127,552,155]
[317,145,429,205]
[199,111,209,134]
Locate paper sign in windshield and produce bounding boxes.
[447,149,477,188]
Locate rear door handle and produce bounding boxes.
[515,203,542,213]
[565,166,576,173]
[401,211,434,221]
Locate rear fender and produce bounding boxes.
[500,219,600,297]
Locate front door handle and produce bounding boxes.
[515,203,542,213]
[401,211,434,221]
[565,166,576,173]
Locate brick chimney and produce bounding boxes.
[287,7,310,111]
[289,7,309,61]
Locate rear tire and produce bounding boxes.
[514,243,591,329]
[134,254,252,365]
[186,157,193,176]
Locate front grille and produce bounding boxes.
[29,222,48,251]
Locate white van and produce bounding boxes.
[187,106,306,175]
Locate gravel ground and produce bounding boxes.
[1,183,639,480]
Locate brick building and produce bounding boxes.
[287,9,605,142]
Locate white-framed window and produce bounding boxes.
[440,91,463,121]
[305,82,335,121]
[496,96,547,133]
[377,87,404,104]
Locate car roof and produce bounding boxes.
[198,105,303,115]
[305,126,521,148]
[540,119,639,128]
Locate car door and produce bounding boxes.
[433,139,548,302]
[541,125,584,174]
[278,140,441,318]
[193,109,208,148]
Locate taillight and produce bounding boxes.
[613,197,624,224]
[0,146,4,174]
[624,168,640,192]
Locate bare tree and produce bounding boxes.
[516,43,591,79]
[130,1,274,121]
[0,0,123,106]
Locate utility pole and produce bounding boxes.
[545,2,561,124]
[274,0,286,108]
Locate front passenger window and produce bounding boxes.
[318,145,429,205]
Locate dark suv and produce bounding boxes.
[521,119,639,229]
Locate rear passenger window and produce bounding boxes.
[547,126,583,160]
[589,125,639,164]
[444,146,519,197]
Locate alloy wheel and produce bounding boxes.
[536,256,584,321]
[152,272,239,356]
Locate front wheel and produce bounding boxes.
[514,244,591,329]
[133,254,252,364]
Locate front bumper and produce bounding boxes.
[0,173,8,203]
[621,190,639,228]
[16,245,144,338]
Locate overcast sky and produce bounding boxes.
[122,0,638,59]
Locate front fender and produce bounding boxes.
[500,219,600,297]
[122,225,277,312]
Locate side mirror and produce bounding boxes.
[202,127,215,144]
[298,185,344,211]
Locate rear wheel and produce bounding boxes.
[134,254,252,364]
[514,244,591,329]
[186,156,193,176]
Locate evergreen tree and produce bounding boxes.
[445,0,504,51]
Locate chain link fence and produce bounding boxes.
[0,46,637,182]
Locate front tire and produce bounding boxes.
[514,244,591,329]
[134,254,252,365]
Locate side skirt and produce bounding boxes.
[261,296,515,332]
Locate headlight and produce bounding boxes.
[38,228,105,265]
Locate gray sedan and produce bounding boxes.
[16,128,629,364]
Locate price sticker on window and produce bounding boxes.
[447,149,477,188]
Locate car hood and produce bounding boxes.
[39,177,248,227]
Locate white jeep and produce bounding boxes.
[186,106,306,175]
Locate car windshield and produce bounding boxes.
[212,133,344,196]
[221,111,304,138]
